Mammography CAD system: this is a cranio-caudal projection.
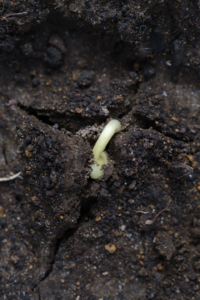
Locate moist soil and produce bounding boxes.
[1,1,200,300]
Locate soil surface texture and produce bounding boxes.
[1,1,200,300]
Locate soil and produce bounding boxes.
[1,1,200,299]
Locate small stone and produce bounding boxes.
[10,255,19,264]
[187,155,194,162]
[78,70,93,88]
[46,47,62,67]
[49,34,66,53]
[43,151,51,159]
[75,108,82,114]
[27,144,34,152]
[174,232,179,238]
[102,272,109,276]
[128,199,135,204]
[145,220,153,225]
[119,225,126,231]
[180,128,186,134]
[156,263,164,270]
[101,106,109,115]
[189,273,197,281]
[25,149,32,157]
[46,80,51,86]
[192,161,198,168]
[105,243,116,254]
[171,116,179,122]
[128,180,136,190]
[31,196,36,202]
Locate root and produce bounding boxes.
[0,172,22,182]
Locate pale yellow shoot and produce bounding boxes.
[90,119,121,179]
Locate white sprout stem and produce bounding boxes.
[93,119,121,160]
[0,172,21,182]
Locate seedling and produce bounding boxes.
[90,119,121,179]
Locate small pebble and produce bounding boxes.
[105,244,116,254]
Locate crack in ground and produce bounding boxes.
[17,104,66,128]
[32,195,97,294]
[134,114,195,142]
[33,226,78,293]
[17,103,107,133]
[16,77,141,139]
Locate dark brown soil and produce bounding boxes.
[1,1,200,299]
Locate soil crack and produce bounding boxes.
[33,228,78,292]
[33,196,97,294]
[135,114,195,142]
